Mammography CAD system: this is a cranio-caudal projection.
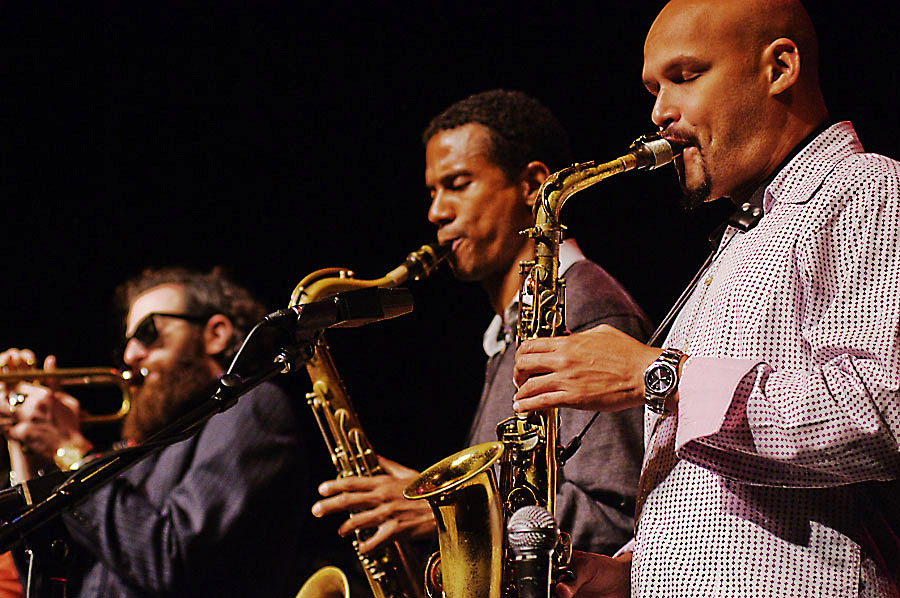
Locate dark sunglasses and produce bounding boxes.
[119,312,210,356]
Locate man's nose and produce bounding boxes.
[427,189,454,225]
[122,338,147,368]
[651,88,680,130]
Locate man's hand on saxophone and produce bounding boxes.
[311,455,437,553]
[512,324,678,414]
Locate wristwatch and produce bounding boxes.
[643,348,685,414]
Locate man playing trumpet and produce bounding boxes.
[0,267,312,597]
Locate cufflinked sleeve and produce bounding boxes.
[678,158,900,487]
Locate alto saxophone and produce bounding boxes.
[404,133,680,598]
[296,243,450,598]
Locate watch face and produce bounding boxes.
[645,364,676,394]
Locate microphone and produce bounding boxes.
[223,287,416,386]
[507,505,559,598]
[262,286,414,336]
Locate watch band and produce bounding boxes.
[644,348,685,414]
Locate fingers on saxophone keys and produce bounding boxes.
[311,491,352,518]
[355,520,398,554]
[514,390,568,413]
[313,490,374,519]
[318,475,382,497]
[340,504,389,535]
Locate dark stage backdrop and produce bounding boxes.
[1,0,898,545]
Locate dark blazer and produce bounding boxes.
[21,381,309,597]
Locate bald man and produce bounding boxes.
[513,1,900,596]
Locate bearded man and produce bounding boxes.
[0,267,310,597]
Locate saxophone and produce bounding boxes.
[403,133,680,598]
[296,243,450,598]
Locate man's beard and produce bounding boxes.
[678,151,713,211]
[664,129,713,210]
[121,336,216,442]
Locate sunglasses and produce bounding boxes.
[119,312,210,356]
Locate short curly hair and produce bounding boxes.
[423,89,572,180]
[116,266,267,367]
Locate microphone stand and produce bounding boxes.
[0,285,414,552]
[0,338,306,554]
[557,202,764,464]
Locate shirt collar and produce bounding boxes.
[742,121,830,213]
[482,238,586,357]
[763,121,863,213]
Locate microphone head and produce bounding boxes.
[507,505,559,554]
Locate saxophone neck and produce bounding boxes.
[290,242,451,306]
[530,132,683,233]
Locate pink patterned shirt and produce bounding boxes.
[633,122,900,597]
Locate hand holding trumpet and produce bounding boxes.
[0,348,92,481]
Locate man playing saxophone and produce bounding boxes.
[513,1,900,596]
[313,90,650,557]
[0,267,312,597]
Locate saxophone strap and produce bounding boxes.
[560,202,765,465]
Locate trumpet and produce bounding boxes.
[0,367,146,424]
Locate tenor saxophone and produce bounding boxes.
[404,133,680,598]
[296,243,450,598]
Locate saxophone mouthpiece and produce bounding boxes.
[630,133,683,170]
[406,242,452,281]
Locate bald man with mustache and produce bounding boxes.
[513,1,900,596]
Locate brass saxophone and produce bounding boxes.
[404,133,681,598]
[296,243,450,598]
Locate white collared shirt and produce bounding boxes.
[482,238,587,357]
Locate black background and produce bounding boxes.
[2,2,898,493]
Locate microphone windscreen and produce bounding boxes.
[507,505,559,554]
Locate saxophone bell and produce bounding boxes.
[404,441,506,598]
[297,566,351,598]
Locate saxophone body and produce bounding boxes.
[297,243,450,598]
[404,134,681,598]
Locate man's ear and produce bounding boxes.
[764,37,801,96]
[521,161,551,207]
[203,314,233,358]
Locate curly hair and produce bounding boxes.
[116,266,267,367]
[423,89,572,180]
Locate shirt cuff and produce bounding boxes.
[675,356,762,452]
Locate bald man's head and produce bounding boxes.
[643,0,827,206]
[655,0,820,85]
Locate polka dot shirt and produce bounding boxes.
[633,122,900,597]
